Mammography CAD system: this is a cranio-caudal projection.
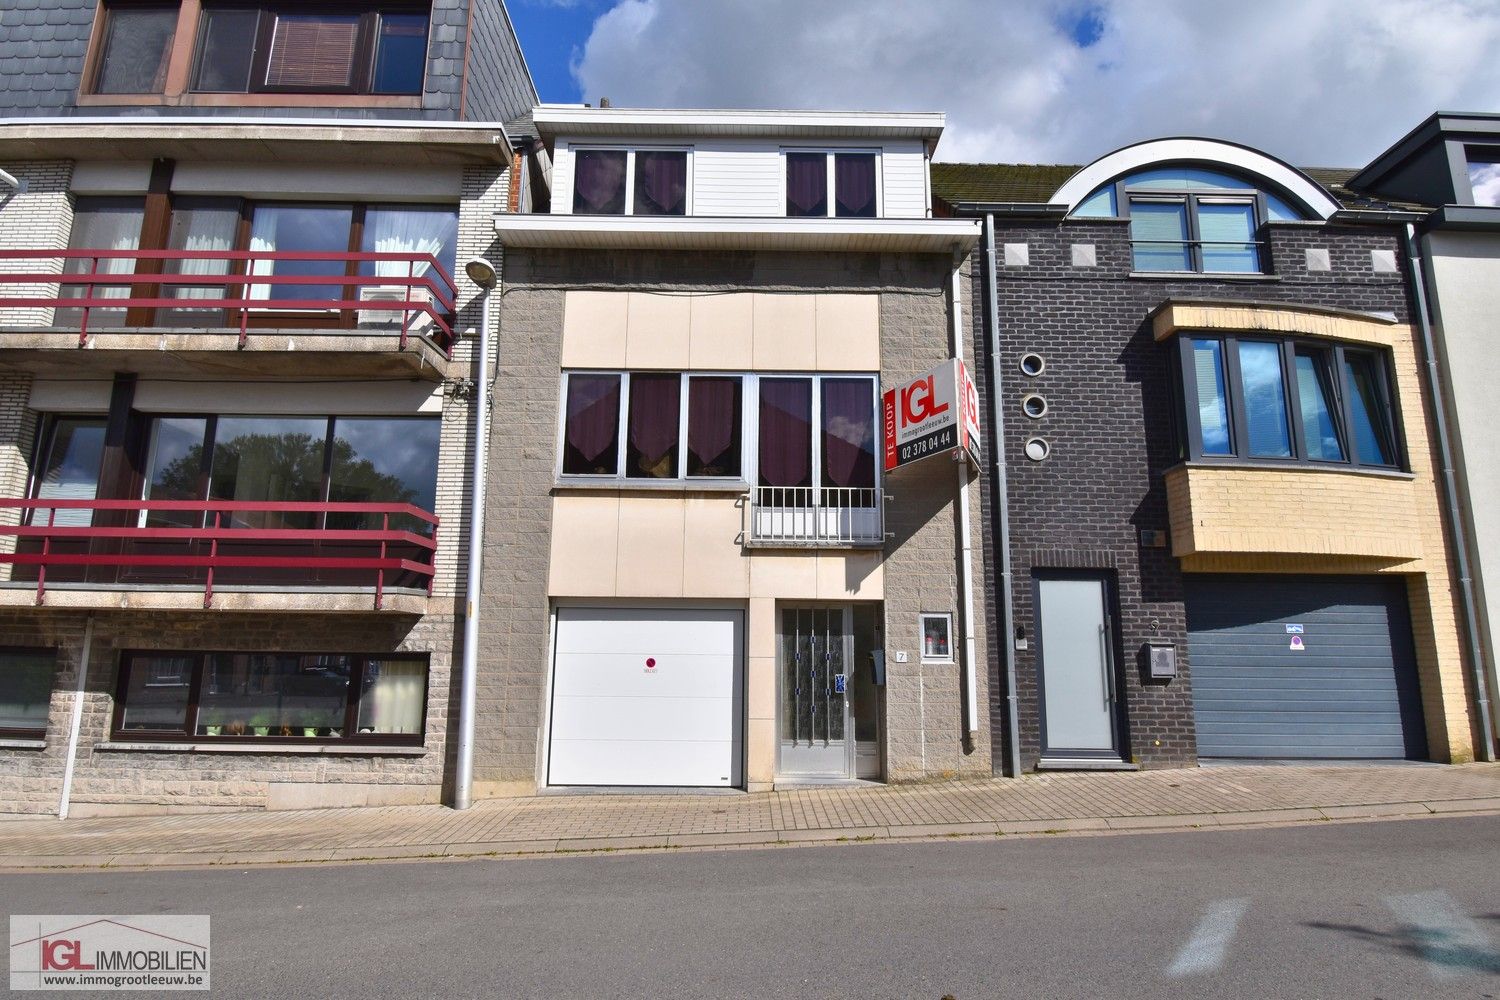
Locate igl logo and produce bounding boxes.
[41,940,95,971]
[899,375,949,427]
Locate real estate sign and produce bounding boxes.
[882,358,982,471]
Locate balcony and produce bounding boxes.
[744,487,884,548]
[0,499,437,613]
[0,249,458,380]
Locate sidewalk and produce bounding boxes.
[3,763,1499,870]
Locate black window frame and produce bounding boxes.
[111,649,429,745]
[1125,187,1268,274]
[190,2,431,96]
[1175,333,1406,471]
[0,647,59,740]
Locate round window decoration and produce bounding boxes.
[1019,353,1046,377]
[1024,437,1051,462]
[1021,394,1048,419]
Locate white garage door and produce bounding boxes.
[548,608,744,787]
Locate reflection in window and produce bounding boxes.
[210,417,327,528]
[372,13,429,94]
[118,654,193,732]
[0,649,56,736]
[1295,349,1345,462]
[197,654,351,737]
[1468,158,1500,207]
[633,151,688,216]
[247,204,355,304]
[1345,352,1397,466]
[1239,341,1292,458]
[34,419,106,528]
[94,4,177,94]
[143,416,208,528]
[193,7,260,92]
[821,378,876,490]
[1189,339,1232,456]
[328,418,440,531]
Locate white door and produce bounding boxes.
[548,608,744,787]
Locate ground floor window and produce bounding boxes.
[0,648,57,738]
[112,651,428,744]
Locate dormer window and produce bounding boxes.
[785,151,877,218]
[1073,167,1305,274]
[1466,149,1500,207]
[571,148,688,216]
[192,4,429,95]
[92,3,179,95]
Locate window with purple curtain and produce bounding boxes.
[821,378,875,488]
[626,374,681,478]
[633,151,688,216]
[687,376,742,477]
[572,149,627,215]
[834,154,877,218]
[785,152,828,217]
[561,374,621,475]
[758,378,813,488]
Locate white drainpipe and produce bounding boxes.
[950,252,980,740]
[57,615,94,820]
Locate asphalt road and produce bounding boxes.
[5,815,1500,999]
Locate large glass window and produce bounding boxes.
[162,197,241,325]
[1467,153,1500,207]
[191,4,430,96]
[1179,334,1402,470]
[113,651,428,743]
[93,4,178,94]
[32,418,107,528]
[786,151,878,218]
[572,148,687,216]
[561,373,746,482]
[759,378,813,489]
[247,204,355,304]
[140,414,440,528]
[58,197,146,327]
[359,205,459,297]
[0,649,57,737]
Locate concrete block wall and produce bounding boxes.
[0,610,457,815]
[0,160,74,327]
[976,216,1420,772]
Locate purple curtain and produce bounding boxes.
[634,151,687,216]
[785,153,827,217]
[627,374,680,478]
[687,377,740,475]
[759,379,812,488]
[563,375,620,474]
[821,378,875,488]
[573,150,627,214]
[834,154,877,218]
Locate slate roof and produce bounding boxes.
[931,161,1431,213]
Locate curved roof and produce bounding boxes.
[1049,137,1344,219]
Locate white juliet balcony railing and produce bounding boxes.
[744,486,885,548]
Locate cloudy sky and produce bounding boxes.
[507,0,1500,168]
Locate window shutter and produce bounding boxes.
[265,15,361,89]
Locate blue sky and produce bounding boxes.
[504,0,1500,166]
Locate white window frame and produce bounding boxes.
[556,371,749,485]
[749,373,881,497]
[780,147,884,219]
[919,612,954,663]
[567,145,694,216]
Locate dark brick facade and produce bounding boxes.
[970,217,1416,772]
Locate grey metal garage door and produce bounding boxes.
[1185,575,1427,760]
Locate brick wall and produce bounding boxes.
[975,216,1417,771]
[0,161,74,327]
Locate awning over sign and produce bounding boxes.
[882,358,982,471]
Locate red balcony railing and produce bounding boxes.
[0,499,438,610]
[0,249,459,355]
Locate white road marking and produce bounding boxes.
[1385,890,1500,980]
[1167,897,1250,978]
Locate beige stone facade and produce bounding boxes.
[1157,302,1478,762]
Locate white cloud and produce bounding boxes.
[570,0,1500,166]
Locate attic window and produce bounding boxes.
[93,3,179,95]
[1466,151,1500,207]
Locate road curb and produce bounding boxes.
[2,798,1497,871]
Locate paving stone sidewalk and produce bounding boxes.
[2,763,1498,869]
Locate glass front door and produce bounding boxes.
[779,605,882,779]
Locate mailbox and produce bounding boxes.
[1146,642,1177,680]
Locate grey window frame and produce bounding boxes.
[1125,187,1268,273]
[1176,333,1405,471]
